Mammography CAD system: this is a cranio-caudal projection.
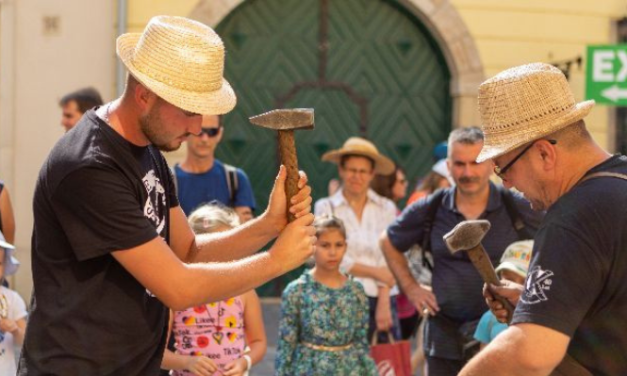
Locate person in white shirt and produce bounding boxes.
[314,137,399,342]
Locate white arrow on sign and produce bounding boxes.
[602,84,627,102]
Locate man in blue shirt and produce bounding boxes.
[381,127,543,376]
[175,114,256,222]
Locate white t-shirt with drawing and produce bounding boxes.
[0,285,27,375]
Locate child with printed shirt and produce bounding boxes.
[276,215,377,376]
[161,204,266,376]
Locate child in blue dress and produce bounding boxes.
[474,240,533,349]
[275,215,377,376]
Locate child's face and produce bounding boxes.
[499,269,525,285]
[314,229,347,272]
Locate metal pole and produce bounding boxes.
[116,0,128,96]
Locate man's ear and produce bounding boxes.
[535,139,557,171]
[134,83,155,112]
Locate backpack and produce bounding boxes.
[419,185,532,271]
[171,163,239,207]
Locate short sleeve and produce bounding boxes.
[511,223,606,337]
[51,165,159,261]
[474,310,494,344]
[386,199,428,253]
[234,169,256,210]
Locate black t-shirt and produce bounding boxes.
[18,110,179,376]
[512,155,627,376]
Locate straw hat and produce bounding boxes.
[476,63,595,163]
[322,137,395,174]
[117,15,236,115]
[0,232,19,276]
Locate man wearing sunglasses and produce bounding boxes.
[460,63,627,376]
[174,114,256,223]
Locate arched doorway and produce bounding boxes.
[195,0,468,295]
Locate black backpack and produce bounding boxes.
[419,185,532,271]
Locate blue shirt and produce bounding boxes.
[474,310,507,344]
[175,160,256,216]
[387,182,543,359]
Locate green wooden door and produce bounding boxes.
[215,0,451,296]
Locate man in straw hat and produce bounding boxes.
[313,137,401,342]
[381,127,541,376]
[19,16,315,375]
[460,62,627,375]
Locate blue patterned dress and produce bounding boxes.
[275,272,377,376]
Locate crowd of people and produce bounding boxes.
[0,14,623,376]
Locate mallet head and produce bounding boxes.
[444,219,491,254]
[249,108,314,131]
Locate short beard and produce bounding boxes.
[139,102,185,152]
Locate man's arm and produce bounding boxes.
[380,233,439,313]
[170,166,312,263]
[113,212,315,310]
[460,323,569,376]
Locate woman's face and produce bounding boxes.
[392,169,409,201]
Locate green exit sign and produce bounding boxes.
[586,45,627,105]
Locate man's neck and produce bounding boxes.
[557,144,612,199]
[100,98,150,147]
[180,155,215,173]
[341,188,368,206]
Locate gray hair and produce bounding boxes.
[447,126,484,157]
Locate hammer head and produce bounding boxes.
[443,219,491,254]
[249,108,315,131]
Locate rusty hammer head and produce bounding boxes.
[249,108,314,131]
[443,219,491,254]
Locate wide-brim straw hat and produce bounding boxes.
[476,63,595,163]
[321,137,395,175]
[117,15,236,115]
[0,232,18,276]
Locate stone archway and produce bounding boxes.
[189,0,485,128]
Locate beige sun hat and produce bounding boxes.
[117,15,236,115]
[321,137,395,174]
[476,63,595,163]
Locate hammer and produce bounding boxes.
[443,219,515,323]
[249,108,314,222]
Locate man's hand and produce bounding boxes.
[407,284,439,316]
[266,166,312,233]
[222,357,248,376]
[269,213,316,274]
[184,355,218,376]
[483,281,524,323]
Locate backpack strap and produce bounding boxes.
[223,163,239,207]
[420,188,446,271]
[579,171,627,184]
[497,185,533,240]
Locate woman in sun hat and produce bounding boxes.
[461,62,627,376]
[314,137,402,343]
[22,15,315,375]
[0,231,27,376]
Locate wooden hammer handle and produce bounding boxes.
[277,130,299,222]
[466,244,515,323]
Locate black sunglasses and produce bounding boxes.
[197,126,221,137]
[494,139,557,180]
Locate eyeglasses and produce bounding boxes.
[343,167,373,176]
[494,139,557,180]
[196,127,221,137]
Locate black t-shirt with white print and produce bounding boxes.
[18,110,179,376]
[511,155,627,376]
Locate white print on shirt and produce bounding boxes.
[521,265,554,304]
[142,170,167,235]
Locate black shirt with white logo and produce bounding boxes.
[18,110,178,375]
[512,155,627,376]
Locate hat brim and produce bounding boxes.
[321,149,395,175]
[117,33,237,116]
[476,100,595,163]
[495,261,527,279]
